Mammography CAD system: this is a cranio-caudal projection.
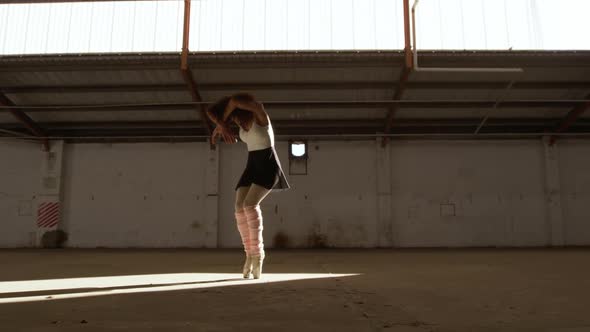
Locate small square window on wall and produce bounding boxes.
[289,141,308,159]
[289,140,308,175]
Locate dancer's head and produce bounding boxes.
[207,93,256,129]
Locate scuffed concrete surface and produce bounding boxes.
[1,249,589,332]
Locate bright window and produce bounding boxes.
[290,142,307,158]
[1,0,588,55]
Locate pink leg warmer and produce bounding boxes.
[235,209,250,255]
[244,205,264,256]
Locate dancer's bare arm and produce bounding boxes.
[207,111,236,144]
[223,96,269,126]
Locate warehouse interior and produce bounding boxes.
[1,0,589,331]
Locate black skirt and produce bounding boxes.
[235,146,291,192]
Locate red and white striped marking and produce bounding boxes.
[37,202,60,228]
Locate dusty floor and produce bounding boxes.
[0,249,589,332]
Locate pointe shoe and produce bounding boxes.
[242,255,253,279]
[251,253,265,279]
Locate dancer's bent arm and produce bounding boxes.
[223,94,269,126]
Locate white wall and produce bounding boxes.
[389,140,547,247]
[0,141,42,247]
[218,141,377,249]
[2,138,590,248]
[61,143,211,248]
[558,140,590,245]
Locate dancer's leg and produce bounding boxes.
[243,184,272,279]
[235,186,252,278]
[235,186,250,254]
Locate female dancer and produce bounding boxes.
[207,93,290,279]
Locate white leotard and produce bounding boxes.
[239,120,275,151]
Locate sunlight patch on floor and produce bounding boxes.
[0,273,359,304]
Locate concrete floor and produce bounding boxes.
[0,249,589,332]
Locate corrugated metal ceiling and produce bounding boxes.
[0,50,589,140]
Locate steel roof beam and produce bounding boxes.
[179,0,212,137]
[2,81,590,94]
[549,94,590,145]
[0,92,49,150]
[382,0,414,146]
[474,81,515,134]
[14,125,590,138]
[1,51,588,73]
[5,118,583,130]
[4,99,585,113]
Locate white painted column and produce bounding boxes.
[204,145,220,248]
[542,137,565,246]
[35,140,65,247]
[376,139,393,247]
